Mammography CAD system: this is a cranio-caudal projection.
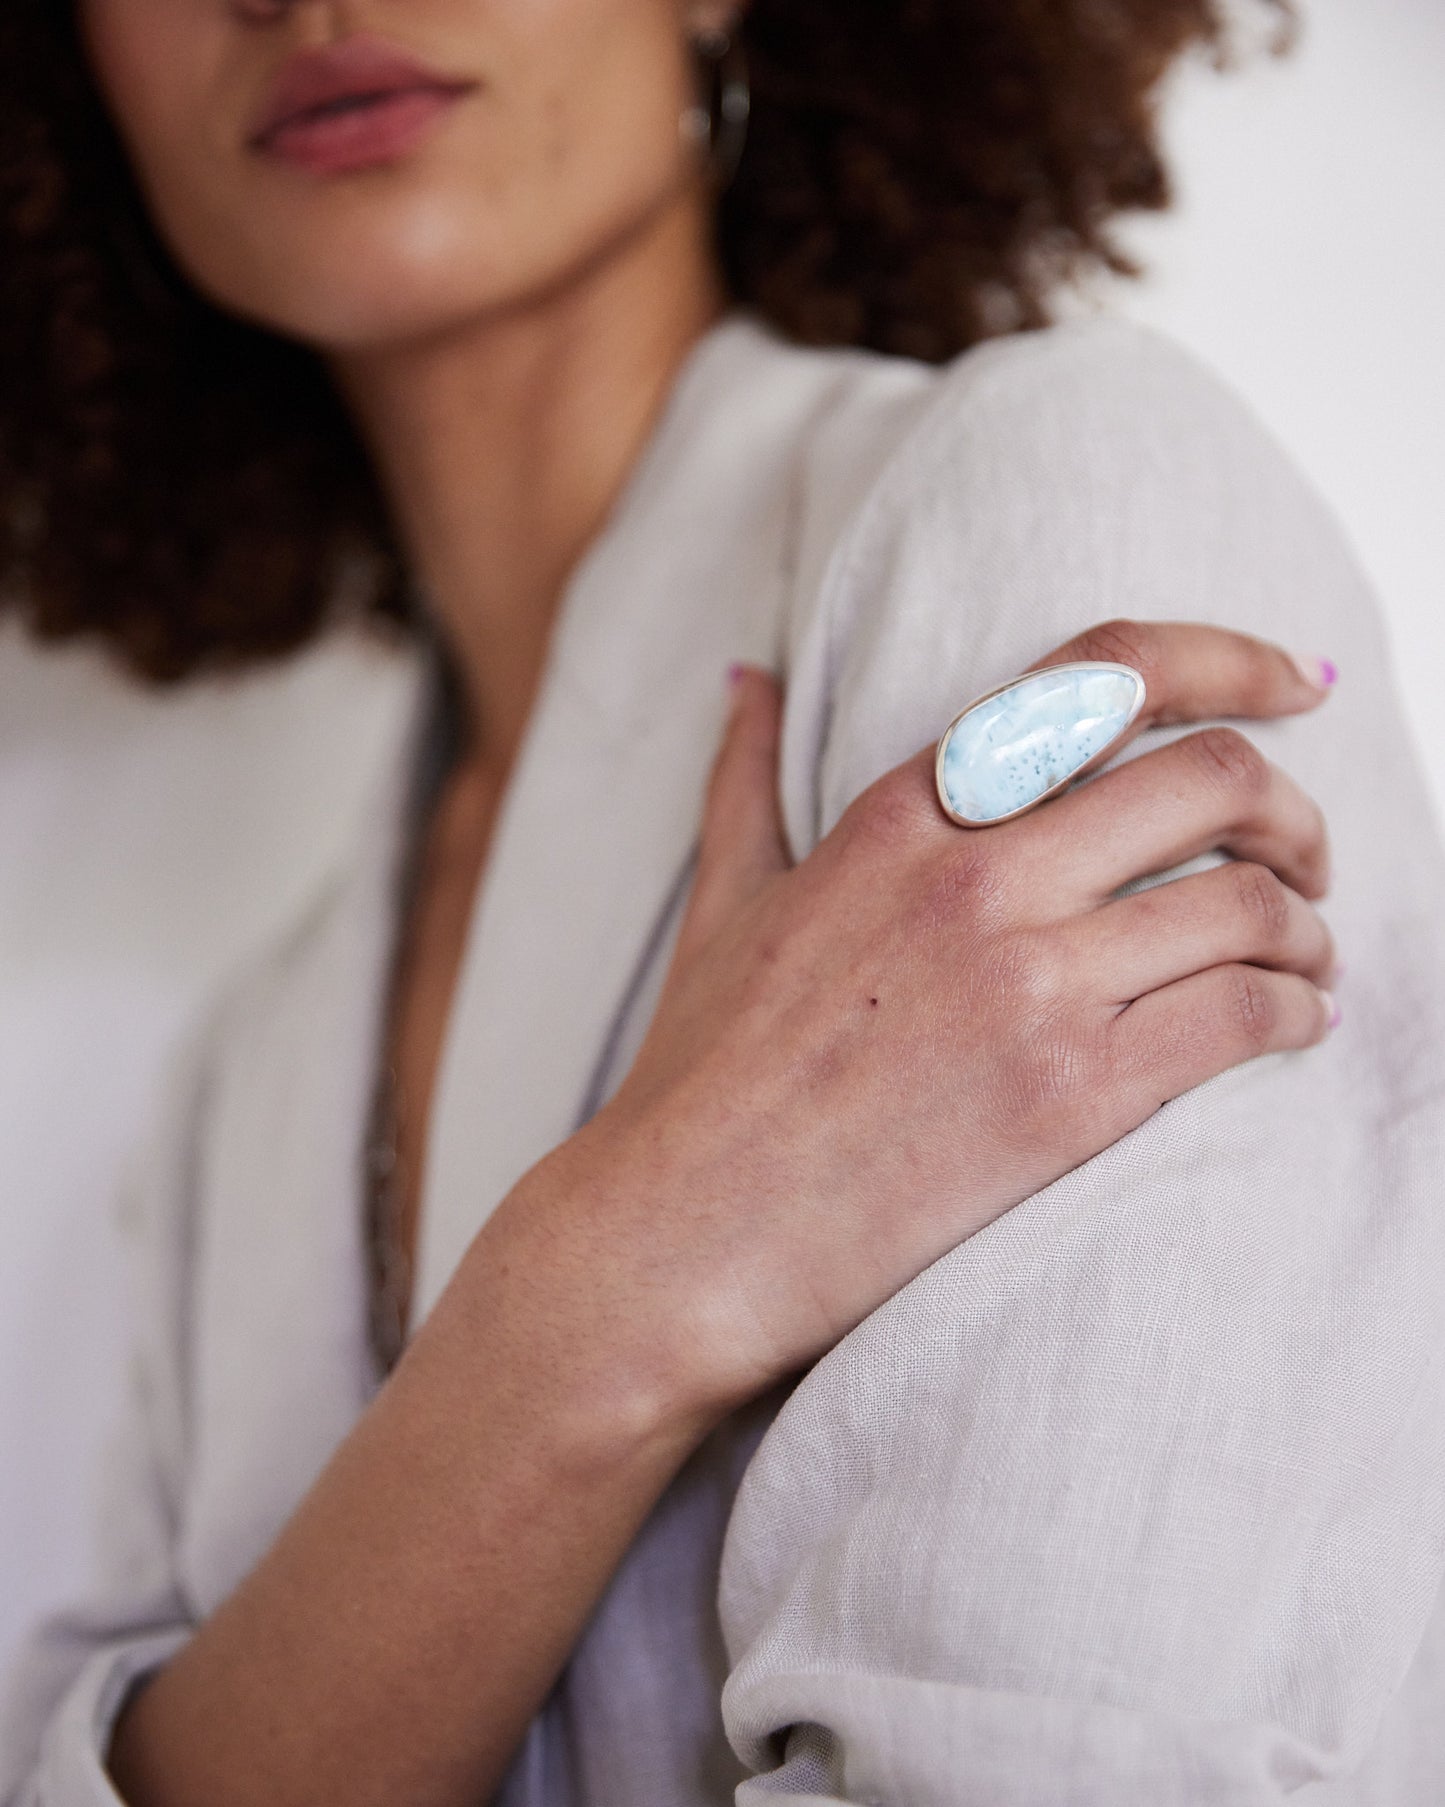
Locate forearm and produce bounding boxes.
[107,1146,719,1807]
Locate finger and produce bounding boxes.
[1026,618,1335,761]
[1074,862,1337,1002]
[677,664,791,955]
[1113,963,1336,1108]
[876,620,1336,855]
[1016,725,1331,903]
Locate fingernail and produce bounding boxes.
[1321,990,1342,1031]
[727,661,747,689]
[1291,653,1338,690]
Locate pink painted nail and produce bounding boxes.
[1291,653,1338,690]
[727,661,747,688]
[1321,991,1342,1031]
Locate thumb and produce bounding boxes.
[677,663,792,957]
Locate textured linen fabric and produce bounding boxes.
[3,309,1443,1806]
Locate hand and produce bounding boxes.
[103,620,1337,1807]
[521,620,1337,1427]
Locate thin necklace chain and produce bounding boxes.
[363,649,467,1381]
[363,1060,410,1379]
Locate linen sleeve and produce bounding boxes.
[0,1030,208,1806]
[720,318,1445,1803]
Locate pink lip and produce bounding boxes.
[248,36,476,176]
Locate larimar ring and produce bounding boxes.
[934,661,1147,828]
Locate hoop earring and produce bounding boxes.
[681,28,750,189]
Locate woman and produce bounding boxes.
[3,0,1444,1802]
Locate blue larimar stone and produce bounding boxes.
[938,664,1144,823]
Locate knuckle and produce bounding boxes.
[1303,798,1333,879]
[1230,862,1291,943]
[1189,725,1267,798]
[912,838,1011,932]
[990,928,1069,1018]
[1072,617,1157,686]
[982,932,1099,1126]
[1224,965,1278,1049]
[1003,1018,1102,1147]
[842,769,929,852]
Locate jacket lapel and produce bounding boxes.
[412,314,835,1325]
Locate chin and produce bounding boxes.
[170,179,511,351]
[180,181,667,358]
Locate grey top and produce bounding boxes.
[4,309,1444,1805]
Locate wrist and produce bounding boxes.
[440,1124,740,1467]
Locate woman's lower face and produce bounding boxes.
[77,0,724,352]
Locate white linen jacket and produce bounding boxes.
[5,310,1445,1805]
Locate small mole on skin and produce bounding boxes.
[869,997,879,1007]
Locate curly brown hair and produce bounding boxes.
[0,0,1293,683]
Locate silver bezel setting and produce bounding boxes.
[933,660,1148,829]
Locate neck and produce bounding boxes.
[333,197,727,769]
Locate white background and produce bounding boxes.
[1097,0,1445,827]
[1,0,1441,1688]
